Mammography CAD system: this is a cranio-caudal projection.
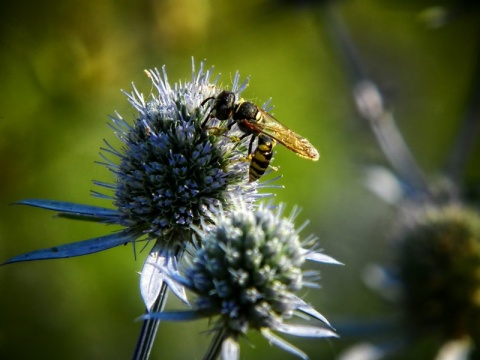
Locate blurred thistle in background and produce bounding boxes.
[321,3,480,359]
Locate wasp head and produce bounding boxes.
[211,90,236,120]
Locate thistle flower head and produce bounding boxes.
[189,204,310,332]
[103,59,260,247]
[354,168,480,358]
[394,203,480,340]
[145,202,340,359]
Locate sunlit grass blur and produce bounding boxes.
[1,0,479,359]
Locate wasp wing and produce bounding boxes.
[248,110,319,161]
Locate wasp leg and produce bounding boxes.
[247,134,256,155]
[201,117,210,128]
[200,96,216,128]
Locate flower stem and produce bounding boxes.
[443,33,480,187]
[203,327,230,360]
[321,4,433,197]
[131,281,169,360]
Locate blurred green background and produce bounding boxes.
[1,0,479,359]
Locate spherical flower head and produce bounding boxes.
[179,202,339,350]
[189,204,306,333]
[144,201,339,359]
[394,203,480,340]
[102,59,259,247]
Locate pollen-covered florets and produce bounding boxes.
[101,60,258,244]
[185,204,311,334]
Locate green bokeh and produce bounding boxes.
[1,1,479,359]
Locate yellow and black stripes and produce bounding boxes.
[249,135,276,182]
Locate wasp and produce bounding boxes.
[201,90,319,180]
[248,135,277,182]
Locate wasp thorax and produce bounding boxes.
[233,102,259,122]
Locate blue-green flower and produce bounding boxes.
[144,202,340,360]
[3,58,267,319]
